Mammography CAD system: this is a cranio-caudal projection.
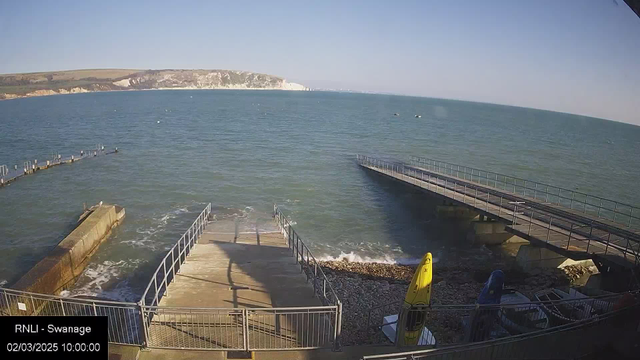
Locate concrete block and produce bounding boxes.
[466,221,517,245]
[11,204,125,296]
[516,244,595,272]
[436,205,478,220]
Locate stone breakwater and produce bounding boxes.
[320,248,595,346]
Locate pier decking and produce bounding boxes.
[357,155,640,270]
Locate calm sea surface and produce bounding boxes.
[1,90,639,300]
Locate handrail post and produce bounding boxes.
[528,210,533,235]
[171,248,176,281]
[138,301,149,348]
[333,302,342,351]
[323,279,327,299]
[623,239,630,259]
[597,199,603,218]
[29,295,36,314]
[242,308,249,351]
[3,290,11,315]
[567,223,573,250]
[313,263,318,295]
[295,233,299,264]
[153,276,158,305]
[545,186,549,202]
[464,184,467,204]
[177,240,181,272]
[547,216,552,242]
[163,261,168,296]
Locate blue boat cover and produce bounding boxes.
[477,270,504,305]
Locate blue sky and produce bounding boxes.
[1,0,639,124]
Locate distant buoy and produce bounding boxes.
[415,115,422,118]
[157,120,161,124]
[394,113,399,116]
[190,96,193,98]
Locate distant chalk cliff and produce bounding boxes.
[0,69,308,99]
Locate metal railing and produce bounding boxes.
[273,205,342,308]
[273,205,343,347]
[410,156,640,229]
[365,291,634,348]
[141,203,212,308]
[0,287,145,345]
[135,204,341,351]
[0,203,342,351]
[362,294,640,360]
[143,305,339,350]
[357,155,640,267]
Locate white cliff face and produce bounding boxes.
[112,79,131,87]
[115,70,307,91]
[0,69,308,100]
[281,81,307,91]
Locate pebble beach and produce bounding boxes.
[319,246,596,346]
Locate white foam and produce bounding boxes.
[64,259,144,301]
[123,206,192,250]
[317,251,426,265]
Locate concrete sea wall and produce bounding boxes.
[12,204,125,295]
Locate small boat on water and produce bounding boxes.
[499,289,549,334]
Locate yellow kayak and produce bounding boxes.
[402,252,433,346]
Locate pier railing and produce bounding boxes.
[357,155,640,267]
[0,287,145,345]
[141,203,212,308]
[410,156,640,229]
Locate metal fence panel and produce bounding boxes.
[143,307,245,350]
[361,292,639,360]
[247,307,337,350]
[0,288,144,345]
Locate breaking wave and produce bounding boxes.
[317,251,428,265]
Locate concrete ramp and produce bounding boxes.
[159,225,319,309]
[147,219,331,350]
